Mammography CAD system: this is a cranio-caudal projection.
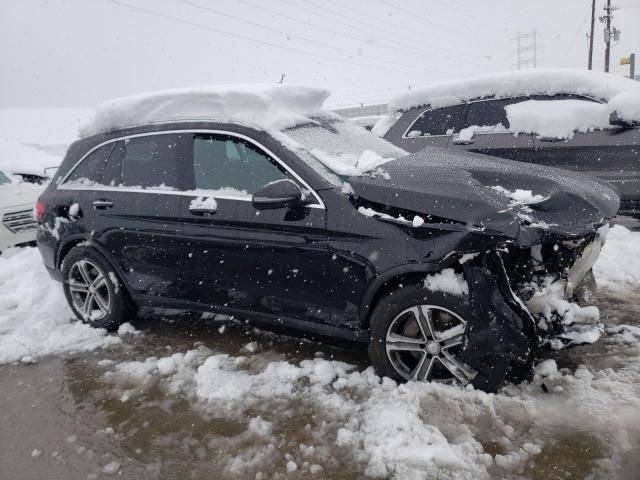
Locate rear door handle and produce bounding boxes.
[92,199,113,209]
[452,137,475,145]
[189,206,217,216]
[538,136,564,142]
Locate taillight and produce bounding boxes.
[34,201,46,223]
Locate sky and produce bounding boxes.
[1,0,639,109]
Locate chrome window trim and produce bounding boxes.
[401,93,604,140]
[58,129,325,210]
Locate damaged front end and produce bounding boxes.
[458,224,609,390]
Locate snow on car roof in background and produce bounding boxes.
[388,68,640,112]
[79,84,331,138]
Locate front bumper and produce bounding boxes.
[461,252,537,391]
[0,204,38,251]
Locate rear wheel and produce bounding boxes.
[369,285,479,386]
[62,246,136,331]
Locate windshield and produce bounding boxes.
[281,116,406,186]
[0,170,11,185]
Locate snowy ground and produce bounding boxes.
[1,226,639,479]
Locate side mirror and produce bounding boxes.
[252,179,304,210]
[609,110,637,128]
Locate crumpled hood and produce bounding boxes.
[348,147,619,240]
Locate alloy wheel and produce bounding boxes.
[67,259,111,322]
[385,305,477,385]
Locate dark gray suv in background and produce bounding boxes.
[376,69,640,226]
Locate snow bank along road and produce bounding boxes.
[1,226,639,479]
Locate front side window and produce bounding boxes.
[63,143,115,186]
[191,135,289,197]
[405,104,466,137]
[121,134,184,189]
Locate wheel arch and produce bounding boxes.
[358,263,448,328]
[57,236,136,300]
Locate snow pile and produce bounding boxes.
[594,225,640,288]
[424,268,469,296]
[456,123,508,141]
[525,278,602,349]
[310,148,391,177]
[370,114,400,137]
[388,68,640,112]
[189,196,218,211]
[0,139,61,177]
[506,99,611,139]
[98,330,640,479]
[357,206,411,225]
[0,248,119,364]
[79,84,330,137]
[491,186,547,206]
[608,90,640,124]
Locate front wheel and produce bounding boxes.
[61,246,136,331]
[369,285,478,386]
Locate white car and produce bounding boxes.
[0,169,43,251]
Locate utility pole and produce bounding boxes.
[604,0,611,72]
[588,0,596,69]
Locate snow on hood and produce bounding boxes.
[0,139,61,177]
[388,68,640,112]
[79,84,331,138]
[348,147,619,240]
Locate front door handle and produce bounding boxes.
[92,199,113,209]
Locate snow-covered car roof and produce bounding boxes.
[79,84,331,138]
[388,68,640,112]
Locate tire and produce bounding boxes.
[368,284,488,389]
[61,246,136,331]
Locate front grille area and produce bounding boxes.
[620,199,640,213]
[2,209,38,233]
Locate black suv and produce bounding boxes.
[35,105,619,391]
[378,74,640,227]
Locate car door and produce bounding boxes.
[67,133,190,302]
[451,97,536,162]
[179,131,331,325]
[385,104,467,153]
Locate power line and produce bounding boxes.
[376,0,483,43]
[174,0,441,75]
[100,0,434,77]
[323,0,494,55]
[377,0,503,47]
[282,0,494,68]
[281,0,452,61]
[561,9,591,65]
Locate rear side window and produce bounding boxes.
[464,98,528,129]
[121,134,184,189]
[405,104,466,137]
[191,135,289,197]
[63,143,114,186]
